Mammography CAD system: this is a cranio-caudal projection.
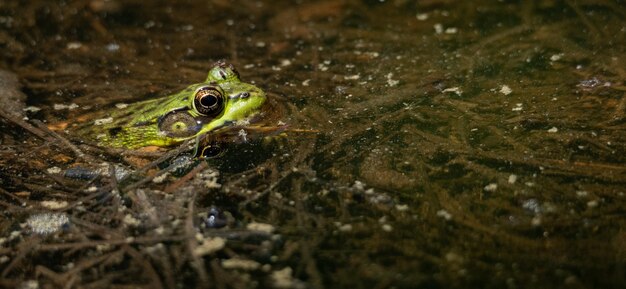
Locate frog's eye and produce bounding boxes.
[158,111,198,138]
[193,86,224,116]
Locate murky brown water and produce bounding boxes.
[1,0,625,288]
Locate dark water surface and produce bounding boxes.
[1,0,625,288]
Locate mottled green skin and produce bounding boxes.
[77,63,266,149]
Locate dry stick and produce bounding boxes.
[163,161,208,193]
[123,245,165,289]
[0,187,26,205]
[209,259,227,289]
[36,235,190,251]
[32,119,88,160]
[184,191,211,285]
[292,178,324,289]
[565,0,605,43]
[0,108,50,140]
[120,139,195,192]
[1,237,42,278]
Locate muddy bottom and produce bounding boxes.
[1,0,625,288]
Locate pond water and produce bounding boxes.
[1,0,625,288]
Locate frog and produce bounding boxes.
[74,61,285,157]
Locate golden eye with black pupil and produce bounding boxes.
[158,111,198,138]
[193,86,224,116]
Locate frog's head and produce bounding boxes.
[86,61,267,149]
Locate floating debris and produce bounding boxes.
[40,200,68,210]
[550,53,564,61]
[94,117,114,125]
[547,127,558,133]
[445,27,458,34]
[442,87,462,96]
[53,103,79,110]
[46,166,62,174]
[26,212,70,235]
[105,43,120,52]
[436,209,452,220]
[484,183,498,192]
[246,222,275,234]
[499,85,512,95]
[271,267,304,289]
[222,258,261,271]
[434,23,444,34]
[386,73,399,87]
[193,237,226,257]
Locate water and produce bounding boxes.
[0,0,625,288]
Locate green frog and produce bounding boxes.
[74,61,284,157]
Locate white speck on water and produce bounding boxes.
[105,43,120,52]
[531,216,542,226]
[115,103,128,109]
[512,103,523,111]
[247,222,275,234]
[442,87,462,96]
[499,85,512,95]
[193,237,226,257]
[66,42,82,49]
[547,127,558,133]
[576,190,588,197]
[336,223,353,232]
[222,258,261,271]
[484,183,498,192]
[445,27,458,34]
[344,74,360,80]
[46,166,62,174]
[53,103,79,110]
[317,63,329,71]
[550,53,564,61]
[271,267,302,289]
[280,59,292,66]
[395,204,409,211]
[23,106,41,113]
[301,79,311,86]
[352,180,366,191]
[255,41,266,48]
[18,280,39,289]
[226,19,234,26]
[244,63,255,69]
[382,224,393,232]
[416,13,429,20]
[508,174,517,184]
[386,73,399,87]
[434,23,444,34]
[0,256,9,264]
[238,129,248,142]
[123,214,141,227]
[152,172,169,184]
[94,117,114,125]
[436,209,452,220]
[587,200,599,208]
[522,199,541,214]
[40,200,68,209]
